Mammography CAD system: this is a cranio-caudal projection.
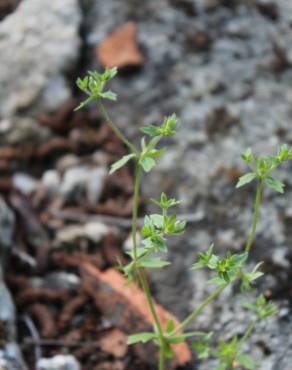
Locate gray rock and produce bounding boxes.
[0,118,52,146]
[0,197,15,255]
[0,200,26,369]
[0,343,28,370]
[0,280,16,342]
[0,0,81,118]
[37,355,80,370]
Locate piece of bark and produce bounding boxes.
[96,22,144,68]
[80,263,192,367]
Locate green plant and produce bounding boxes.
[75,68,292,370]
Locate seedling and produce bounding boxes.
[75,68,291,370]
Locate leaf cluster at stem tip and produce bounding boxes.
[118,192,186,284]
[236,145,292,193]
[242,294,278,320]
[74,67,118,110]
[109,116,179,174]
[192,244,248,285]
[213,336,256,370]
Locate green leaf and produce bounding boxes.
[241,148,253,163]
[109,154,136,174]
[231,253,248,268]
[102,67,118,80]
[192,341,211,359]
[74,96,95,111]
[265,176,285,193]
[168,331,206,344]
[149,214,164,228]
[139,257,171,268]
[236,172,257,188]
[166,320,175,333]
[140,125,159,137]
[147,148,166,158]
[237,354,256,370]
[207,276,227,286]
[140,157,156,172]
[76,76,89,91]
[100,90,117,101]
[127,332,156,345]
[192,261,205,270]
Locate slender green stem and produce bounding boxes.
[138,267,164,341]
[132,163,142,261]
[130,161,165,368]
[172,284,228,335]
[159,347,165,370]
[245,179,263,253]
[97,101,139,156]
[238,318,258,348]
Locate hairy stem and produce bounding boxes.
[159,347,165,370]
[131,162,164,368]
[238,318,258,348]
[245,179,263,253]
[138,267,164,338]
[132,163,142,261]
[98,101,139,156]
[172,284,228,335]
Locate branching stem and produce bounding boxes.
[238,318,258,348]
[97,101,139,156]
[159,347,165,370]
[172,283,228,335]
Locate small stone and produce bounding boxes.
[60,166,90,198]
[123,232,141,251]
[86,167,107,204]
[96,22,144,68]
[56,225,85,244]
[56,154,80,173]
[43,272,80,291]
[37,355,80,370]
[60,165,106,204]
[271,247,289,268]
[13,173,39,196]
[41,170,61,195]
[56,222,108,244]
[83,222,109,242]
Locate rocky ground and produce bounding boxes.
[0,0,292,369]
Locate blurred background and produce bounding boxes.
[0,0,292,369]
